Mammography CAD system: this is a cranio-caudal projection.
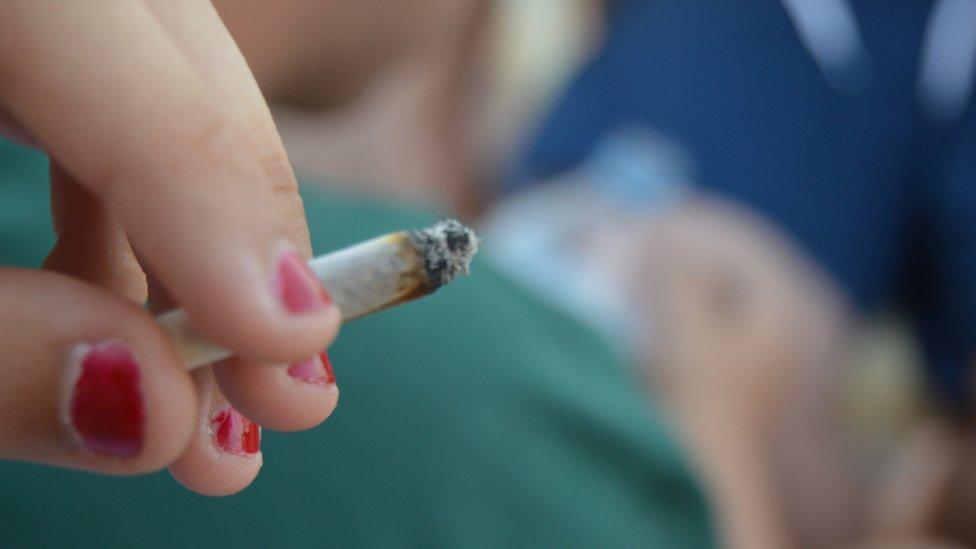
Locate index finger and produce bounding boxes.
[0,0,339,362]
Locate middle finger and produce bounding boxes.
[145,0,341,488]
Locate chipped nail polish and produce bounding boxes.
[321,352,336,385]
[210,405,260,456]
[69,342,145,457]
[287,352,336,386]
[274,250,332,314]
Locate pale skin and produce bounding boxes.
[0,0,342,495]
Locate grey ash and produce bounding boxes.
[410,218,480,288]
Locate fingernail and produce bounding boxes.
[287,352,336,386]
[68,342,145,457]
[274,250,332,315]
[210,405,260,456]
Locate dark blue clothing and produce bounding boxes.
[515,0,976,410]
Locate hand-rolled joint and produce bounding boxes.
[157,220,480,370]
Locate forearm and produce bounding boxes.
[677,404,792,549]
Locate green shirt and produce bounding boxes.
[0,141,715,548]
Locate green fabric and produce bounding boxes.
[0,141,715,548]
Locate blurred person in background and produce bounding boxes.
[229,2,851,545]
[223,1,863,548]
[500,1,976,547]
[255,1,976,547]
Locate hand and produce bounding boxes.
[631,198,851,549]
[633,198,844,430]
[0,0,341,495]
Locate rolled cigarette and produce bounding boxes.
[156,219,479,370]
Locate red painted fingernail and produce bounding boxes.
[68,342,145,457]
[287,352,336,385]
[274,250,331,314]
[210,405,260,456]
